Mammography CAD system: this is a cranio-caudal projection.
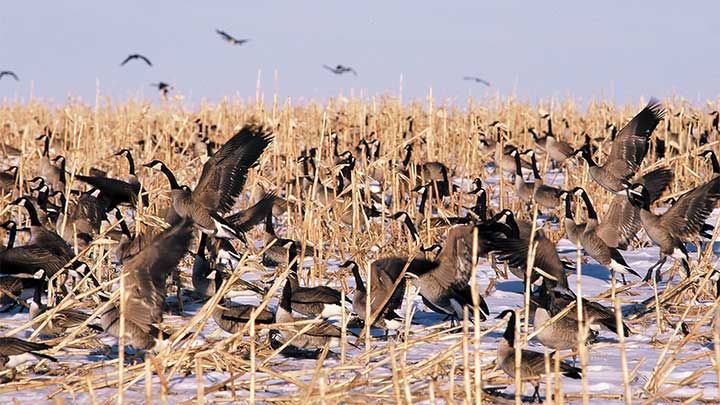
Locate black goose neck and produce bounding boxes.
[473,191,487,222]
[117,213,132,237]
[158,163,180,190]
[563,195,574,220]
[197,233,208,256]
[402,145,412,168]
[513,152,523,177]
[5,223,16,249]
[22,200,42,227]
[529,154,541,180]
[351,265,365,293]
[42,136,50,157]
[710,152,720,174]
[502,312,516,347]
[580,191,597,220]
[580,148,597,167]
[404,216,420,242]
[264,211,276,236]
[125,152,136,175]
[280,279,293,311]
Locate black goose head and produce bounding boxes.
[420,243,442,258]
[699,149,720,174]
[340,260,364,292]
[626,183,651,210]
[28,176,45,190]
[4,166,18,178]
[496,309,517,346]
[144,159,181,190]
[36,134,50,156]
[115,149,136,175]
[573,143,595,165]
[391,211,419,242]
[528,127,538,141]
[470,178,483,194]
[491,209,519,238]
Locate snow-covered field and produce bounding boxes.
[2,163,719,405]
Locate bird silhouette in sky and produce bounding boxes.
[323,65,357,76]
[216,29,250,46]
[0,71,19,81]
[463,76,491,86]
[120,54,152,67]
[151,82,172,96]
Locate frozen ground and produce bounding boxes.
[1,168,719,404]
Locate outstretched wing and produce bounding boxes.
[605,99,665,178]
[660,177,720,238]
[216,29,234,42]
[138,55,152,66]
[122,219,194,331]
[192,124,273,214]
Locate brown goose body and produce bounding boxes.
[576,99,666,193]
[100,219,194,350]
[212,302,274,334]
[0,337,57,370]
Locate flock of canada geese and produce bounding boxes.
[0,98,720,401]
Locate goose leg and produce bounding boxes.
[531,383,541,402]
[643,257,667,283]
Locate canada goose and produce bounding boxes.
[145,123,273,240]
[495,309,581,403]
[191,233,222,299]
[342,260,405,332]
[573,188,640,283]
[0,337,57,370]
[100,218,194,350]
[468,179,489,221]
[74,151,146,210]
[627,177,720,281]
[524,150,564,210]
[399,144,453,198]
[262,210,315,267]
[275,277,348,349]
[574,98,666,193]
[284,242,345,318]
[120,54,152,66]
[533,287,593,356]
[548,281,631,337]
[0,166,18,194]
[407,224,490,324]
[57,188,107,246]
[511,148,534,204]
[537,115,575,165]
[592,168,673,250]
[322,64,357,76]
[420,161,452,198]
[29,286,103,336]
[0,71,19,81]
[488,213,567,284]
[212,300,274,334]
[559,191,584,245]
[10,197,73,261]
[36,135,59,192]
[112,208,151,264]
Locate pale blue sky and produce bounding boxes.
[1,1,718,106]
